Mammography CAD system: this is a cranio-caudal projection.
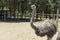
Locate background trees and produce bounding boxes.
[0,0,59,19]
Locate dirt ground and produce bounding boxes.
[0,22,58,40]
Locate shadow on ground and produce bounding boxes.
[0,18,30,23]
[0,18,41,23]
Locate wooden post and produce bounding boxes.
[42,11,44,20]
[4,10,6,21]
[56,8,59,28]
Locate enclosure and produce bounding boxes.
[0,0,60,40]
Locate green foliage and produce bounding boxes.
[0,0,59,18]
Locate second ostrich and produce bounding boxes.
[30,4,57,40]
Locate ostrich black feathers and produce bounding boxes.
[35,19,57,38]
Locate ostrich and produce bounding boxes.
[30,4,57,40]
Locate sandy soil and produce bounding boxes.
[0,22,58,40]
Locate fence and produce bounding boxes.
[37,13,57,20]
[0,10,59,21]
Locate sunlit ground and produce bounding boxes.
[0,19,59,40]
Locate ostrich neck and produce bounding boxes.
[30,8,38,30]
[30,10,35,24]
